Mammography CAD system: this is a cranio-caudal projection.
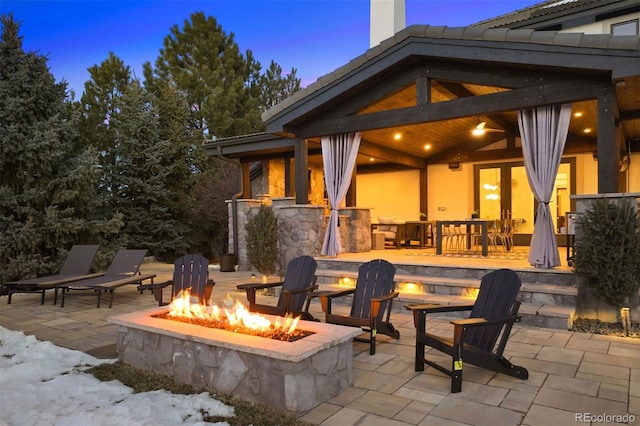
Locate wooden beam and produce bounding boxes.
[292,79,611,138]
[294,139,309,204]
[422,61,573,89]
[596,88,620,193]
[434,81,518,134]
[359,140,426,169]
[320,65,424,118]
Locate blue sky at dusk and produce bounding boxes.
[3,0,536,95]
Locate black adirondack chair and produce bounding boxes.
[314,259,400,355]
[236,255,318,320]
[405,268,529,393]
[138,254,214,306]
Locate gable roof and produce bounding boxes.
[262,24,639,131]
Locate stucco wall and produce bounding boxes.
[357,169,421,221]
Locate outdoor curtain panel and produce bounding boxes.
[518,104,572,269]
[321,132,362,256]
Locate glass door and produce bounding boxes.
[475,159,575,244]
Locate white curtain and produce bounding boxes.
[518,104,572,269]
[321,132,362,256]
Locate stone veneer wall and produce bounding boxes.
[115,326,355,415]
[338,207,372,253]
[228,198,373,272]
[227,199,263,271]
[271,198,326,273]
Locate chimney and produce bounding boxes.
[370,0,406,48]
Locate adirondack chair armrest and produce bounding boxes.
[405,303,475,328]
[236,281,283,291]
[370,291,400,318]
[450,315,520,328]
[405,303,475,313]
[137,280,173,294]
[309,288,356,313]
[281,284,320,314]
[283,283,319,296]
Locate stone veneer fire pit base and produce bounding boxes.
[109,308,362,415]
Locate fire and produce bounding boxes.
[166,289,301,335]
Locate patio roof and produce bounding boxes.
[206,25,638,170]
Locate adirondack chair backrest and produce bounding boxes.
[351,259,397,320]
[172,254,209,301]
[276,255,318,311]
[105,249,148,276]
[466,268,522,352]
[59,245,99,275]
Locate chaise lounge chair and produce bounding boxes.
[58,249,156,308]
[4,245,102,305]
[138,254,214,306]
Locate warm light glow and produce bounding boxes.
[573,112,583,117]
[424,143,431,150]
[167,289,300,334]
[337,277,355,287]
[397,282,421,294]
[483,183,499,191]
[485,194,500,200]
[472,128,485,136]
[369,157,375,162]
[583,128,592,133]
[393,132,402,141]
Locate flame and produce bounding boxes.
[167,289,300,334]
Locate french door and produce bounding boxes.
[474,159,575,243]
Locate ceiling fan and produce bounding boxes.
[471,121,504,136]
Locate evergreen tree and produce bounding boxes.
[109,81,190,259]
[78,52,132,207]
[259,60,301,111]
[0,14,123,282]
[147,11,301,139]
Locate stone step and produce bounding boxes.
[315,258,578,287]
[313,270,576,330]
[316,269,577,306]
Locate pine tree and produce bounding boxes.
[0,14,123,282]
[78,52,132,207]
[109,81,191,260]
[147,11,301,139]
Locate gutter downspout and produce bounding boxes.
[216,145,243,261]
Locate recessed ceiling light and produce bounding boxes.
[424,144,431,150]
[369,157,375,162]
[393,132,401,141]
[583,128,592,133]
[574,112,583,117]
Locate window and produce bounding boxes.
[612,19,639,35]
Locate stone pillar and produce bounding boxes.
[227,199,262,271]
[338,207,372,253]
[275,202,325,274]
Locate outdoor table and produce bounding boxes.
[435,219,491,257]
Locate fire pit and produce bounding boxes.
[109,298,361,415]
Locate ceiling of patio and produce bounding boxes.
[304,74,639,168]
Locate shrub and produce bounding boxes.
[573,198,640,310]
[245,205,278,276]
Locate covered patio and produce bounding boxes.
[204,25,639,271]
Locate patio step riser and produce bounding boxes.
[314,259,577,287]
[314,262,578,330]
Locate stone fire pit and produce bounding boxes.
[109,307,361,415]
